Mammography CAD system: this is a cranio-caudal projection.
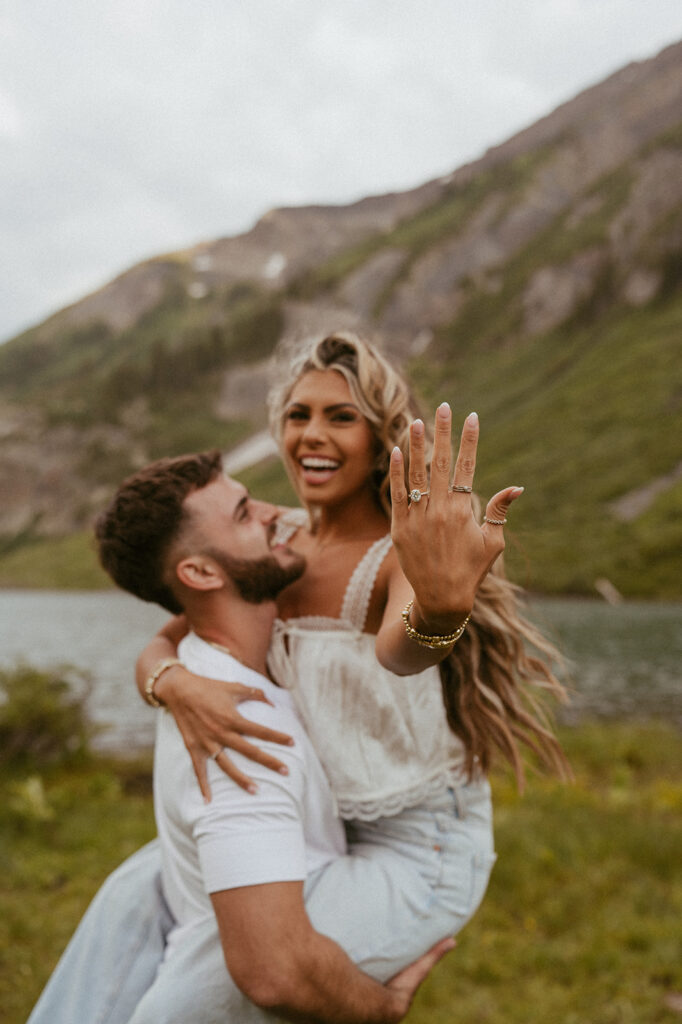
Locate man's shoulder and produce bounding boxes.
[178,633,307,755]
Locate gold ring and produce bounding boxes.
[451,485,472,493]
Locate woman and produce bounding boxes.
[30,333,568,1023]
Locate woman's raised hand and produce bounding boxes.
[158,666,294,801]
[389,404,524,630]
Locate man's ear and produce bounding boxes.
[175,555,224,593]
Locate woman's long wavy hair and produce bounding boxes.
[269,331,570,786]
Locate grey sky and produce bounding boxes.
[1,1,680,343]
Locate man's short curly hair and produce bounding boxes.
[95,450,224,613]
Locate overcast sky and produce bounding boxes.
[1,1,680,344]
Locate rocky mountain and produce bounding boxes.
[1,40,680,596]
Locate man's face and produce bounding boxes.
[180,475,305,602]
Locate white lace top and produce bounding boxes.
[268,510,469,821]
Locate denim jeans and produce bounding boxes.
[28,779,495,1024]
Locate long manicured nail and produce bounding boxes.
[247,783,259,795]
[412,418,424,436]
[467,411,478,424]
[512,486,525,497]
[391,446,401,460]
[437,402,450,418]
[278,766,289,775]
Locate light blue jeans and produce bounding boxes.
[28,779,495,1024]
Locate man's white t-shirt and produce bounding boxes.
[154,632,346,960]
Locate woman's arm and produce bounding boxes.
[376,406,523,676]
[136,620,294,800]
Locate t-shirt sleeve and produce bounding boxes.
[193,733,308,894]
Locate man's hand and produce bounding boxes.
[385,937,456,1018]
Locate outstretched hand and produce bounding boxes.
[390,405,523,630]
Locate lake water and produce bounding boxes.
[0,590,680,753]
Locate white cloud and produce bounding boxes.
[0,0,680,341]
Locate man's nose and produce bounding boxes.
[253,500,277,524]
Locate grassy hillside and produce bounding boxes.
[0,58,680,594]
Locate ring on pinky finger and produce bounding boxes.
[483,516,507,525]
[211,748,224,762]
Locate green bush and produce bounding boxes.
[0,663,95,769]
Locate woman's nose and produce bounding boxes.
[301,413,326,444]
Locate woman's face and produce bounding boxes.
[282,369,379,506]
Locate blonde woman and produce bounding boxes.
[30,333,568,1024]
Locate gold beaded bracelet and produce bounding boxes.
[401,600,471,650]
[143,657,184,708]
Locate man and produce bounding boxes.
[30,451,451,1024]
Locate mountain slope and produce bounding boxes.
[0,41,680,595]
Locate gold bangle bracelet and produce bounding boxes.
[401,600,470,650]
[143,657,183,708]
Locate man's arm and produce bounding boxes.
[211,881,452,1024]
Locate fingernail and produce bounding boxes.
[391,446,401,460]
[287,738,295,746]
[412,419,424,436]
[437,402,450,417]
[512,486,525,496]
[279,766,289,775]
[247,783,259,795]
[467,411,478,424]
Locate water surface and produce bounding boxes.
[0,590,679,753]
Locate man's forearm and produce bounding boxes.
[263,929,405,1024]
[225,919,406,1024]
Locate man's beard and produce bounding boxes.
[207,547,306,604]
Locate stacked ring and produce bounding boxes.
[451,485,472,493]
[483,516,507,526]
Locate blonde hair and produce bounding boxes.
[269,331,570,785]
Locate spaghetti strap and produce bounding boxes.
[341,534,393,632]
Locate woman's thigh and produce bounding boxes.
[305,784,496,982]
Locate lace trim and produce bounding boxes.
[340,534,393,632]
[336,766,469,822]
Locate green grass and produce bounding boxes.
[0,533,111,589]
[4,721,680,1024]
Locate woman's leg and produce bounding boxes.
[27,839,172,1024]
[306,777,496,981]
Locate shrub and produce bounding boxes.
[0,663,95,769]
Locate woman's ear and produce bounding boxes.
[175,555,224,593]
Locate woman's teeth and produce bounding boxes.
[300,458,340,472]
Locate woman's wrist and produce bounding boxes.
[409,597,472,637]
[402,600,470,650]
[145,659,186,706]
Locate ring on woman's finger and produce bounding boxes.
[450,484,472,493]
[211,748,225,762]
[483,516,507,526]
[409,489,430,503]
